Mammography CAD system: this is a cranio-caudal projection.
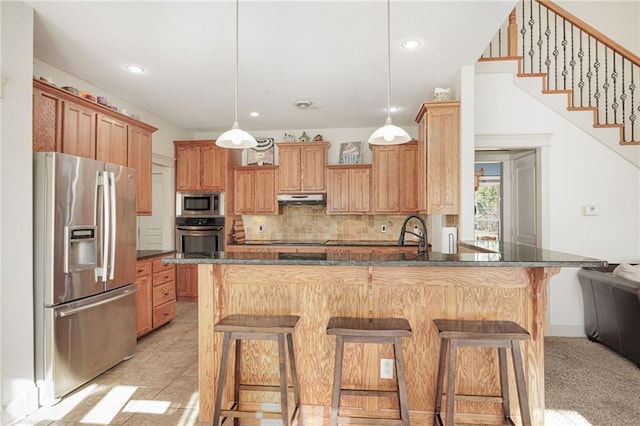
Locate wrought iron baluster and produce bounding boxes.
[611,51,618,125]
[604,47,610,124]
[528,0,535,73]
[570,24,576,106]
[594,41,601,124]
[630,64,636,141]
[537,1,543,73]
[545,7,551,89]
[561,18,568,89]
[620,58,627,141]
[578,29,585,107]
[553,13,559,90]
[521,0,527,68]
[587,35,593,107]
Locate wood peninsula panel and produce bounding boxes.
[197,263,557,424]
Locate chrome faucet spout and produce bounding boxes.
[398,215,428,253]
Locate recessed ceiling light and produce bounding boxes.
[401,39,421,50]
[126,65,145,73]
[250,112,260,117]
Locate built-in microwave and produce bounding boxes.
[176,192,224,217]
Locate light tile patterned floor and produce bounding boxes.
[19,301,208,426]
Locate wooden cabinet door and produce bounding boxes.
[135,275,152,337]
[327,165,370,214]
[398,142,419,213]
[96,113,127,166]
[62,101,96,159]
[234,168,256,214]
[176,264,198,299]
[301,145,326,191]
[372,145,400,213]
[128,125,153,215]
[350,166,371,213]
[200,145,226,191]
[417,102,460,214]
[326,168,349,214]
[278,145,301,192]
[175,145,201,191]
[255,168,277,214]
[33,88,61,152]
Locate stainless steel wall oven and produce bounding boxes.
[176,217,225,255]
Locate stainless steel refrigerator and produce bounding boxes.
[33,152,138,405]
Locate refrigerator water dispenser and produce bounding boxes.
[64,225,97,273]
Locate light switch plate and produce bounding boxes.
[583,205,598,216]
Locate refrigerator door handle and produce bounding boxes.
[56,287,138,318]
[108,171,117,280]
[101,171,110,283]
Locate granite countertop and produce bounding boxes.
[137,249,176,260]
[163,241,605,268]
[238,240,416,247]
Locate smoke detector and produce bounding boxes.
[295,100,312,109]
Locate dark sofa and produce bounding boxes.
[578,265,640,367]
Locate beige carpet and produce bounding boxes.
[545,336,640,425]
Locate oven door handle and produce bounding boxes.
[176,226,224,232]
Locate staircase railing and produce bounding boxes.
[481,0,640,144]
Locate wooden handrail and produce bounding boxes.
[538,0,640,67]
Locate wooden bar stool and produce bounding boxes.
[327,317,412,426]
[432,319,531,426]
[212,314,301,426]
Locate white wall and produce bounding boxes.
[1,2,40,423]
[192,126,419,166]
[33,59,190,158]
[475,68,640,336]
[555,0,640,56]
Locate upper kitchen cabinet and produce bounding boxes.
[326,165,371,214]
[233,166,278,215]
[371,141,419,214]
[96,113,127,166]
[174,140,228,192]
[32,79,157,216]
[276,142,328,193]
[33,86,96,158]
[128,125,153,215]
[415,101,460,214]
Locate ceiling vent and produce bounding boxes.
[295,100,312,109]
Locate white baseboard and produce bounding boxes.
[546,324,586,337]
[2,386,40,425]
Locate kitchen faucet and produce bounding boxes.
[398,215,428,253]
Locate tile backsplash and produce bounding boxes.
[239,205,430,243]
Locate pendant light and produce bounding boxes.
[216,0,257,149]
[368,0,411,145]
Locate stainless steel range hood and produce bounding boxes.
[277,194,325,205]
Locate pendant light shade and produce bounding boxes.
[216,0,257,149]
[368,0,411,146]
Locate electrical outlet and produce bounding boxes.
[258,224,264,233]
[380,358,394,379]
[381,225,387,233]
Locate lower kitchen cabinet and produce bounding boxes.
[135,254,176,338]
[176,264,198,300]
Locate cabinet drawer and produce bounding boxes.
[152,282,175,307]
[153,268,175,286]
[136,260,152,277]
[152,258,173,273]
[152,301,175,328]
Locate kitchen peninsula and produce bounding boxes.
[165,243,604,424]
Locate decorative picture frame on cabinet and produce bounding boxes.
[338,142,361,164]
[248,137,275,165]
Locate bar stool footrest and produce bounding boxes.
[239,383,296,393]
[341,389,401,398]
[435,413,517,426]
[337,415,404,425]
[442,393,505,403]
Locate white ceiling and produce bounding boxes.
[28,1,516,133]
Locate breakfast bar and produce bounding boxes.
[165,243,604,424]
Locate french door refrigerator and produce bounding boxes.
[33,152,138,405]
